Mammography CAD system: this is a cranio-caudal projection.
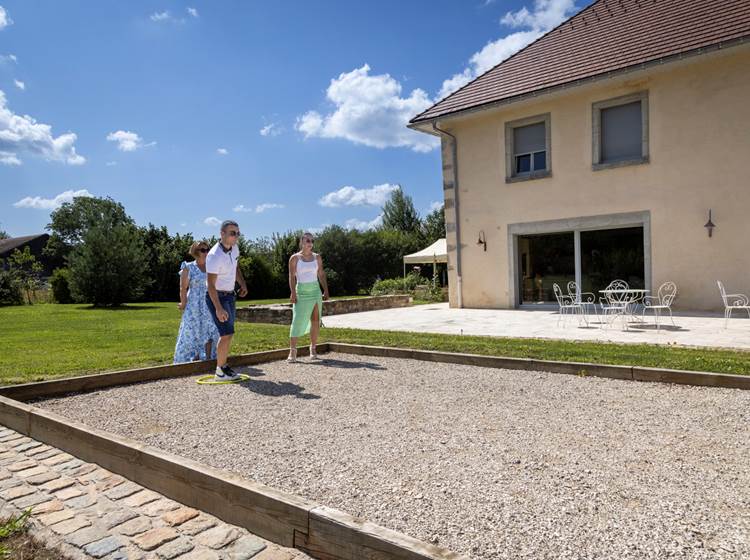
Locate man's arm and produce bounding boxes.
[207,273,228,322]
[235,262,248,298]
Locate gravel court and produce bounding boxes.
[38,353,750,560]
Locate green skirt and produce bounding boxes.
[290,282,323,338]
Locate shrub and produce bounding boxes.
[0,268,23,306]
[370,272,426,296]
[50,268,74,303]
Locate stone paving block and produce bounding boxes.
[26,469,61,485]
[7,459,37,472]
[0,477,21,491]
[34,448,61,460]
[15,491,53,508]
[78,467,112,484]
[162,506,199,526]
[67,525,108,547]
[133,527,179,551]
[106,545,147,560]
[115,516,153,537]
[0,451,17,461]
[82,496,121,520]
[38,508,75,526]
[103,509,139,530]
[1,483,35,501]
[31,498,64,515]
[56,486,85,500]
[141,498,179,516]
[178,549,221,560]
[8,437,32,448]
[178,515,217,536]
[228,535,267,559]
[16,465,48,479]
[50,515,92,535]
[0,433,23,442]
[69,463,99,477]
[25,444,53,457]
[57,458,85,471]
[42,453,73,466]
[95,474,126,492]
[41,476,77,493]
[84,535,126,558]
[155,535,195,559]
[66,491,98,509]
[105,481,142,500]
[0,469,11,481]
[252,549,297,560]
[196,525,243,549]
[15,441,43,453]
[123,489,161,508]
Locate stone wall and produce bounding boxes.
[236,295,412,325]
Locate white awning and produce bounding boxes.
[403,238,447,265]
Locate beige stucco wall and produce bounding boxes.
[435,44,750,312]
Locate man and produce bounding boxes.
[206,220,248,380]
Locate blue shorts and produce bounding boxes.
[206,292,236,337]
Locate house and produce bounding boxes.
[0,234,53,277]
[409,0,750,311]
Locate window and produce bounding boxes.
[505,114,551,183]
[592,92,649,170]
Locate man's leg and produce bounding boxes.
[216,334,233,367]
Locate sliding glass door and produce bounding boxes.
[518,233,575,304]
[580,227,644,295]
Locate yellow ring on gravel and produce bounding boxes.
[196,374,251,385]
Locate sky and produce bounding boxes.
[0,0,583,240]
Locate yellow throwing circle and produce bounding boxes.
[196,374,251,385]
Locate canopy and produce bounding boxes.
[403,238,447,265]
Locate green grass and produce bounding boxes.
[1,302,748,385]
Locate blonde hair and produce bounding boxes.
[188,241,209,258]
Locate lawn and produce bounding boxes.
[1,302,748,384]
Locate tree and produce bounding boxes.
[0,262,23,306]
[381,187,421,234]
[0,228,8,240]
[422,204,446,244]
[45,196,131,268]
[68,220,148,306]
[7,247,44,304]
[139,224,194,301]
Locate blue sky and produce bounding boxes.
[0,0,581,239]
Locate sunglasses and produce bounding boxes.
[198,248,209,253]
[303,238,314,244]
[227,231,240,237]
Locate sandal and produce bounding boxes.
[287,349,297,363]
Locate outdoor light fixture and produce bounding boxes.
[704,209,716,238]
[477,230,487,251]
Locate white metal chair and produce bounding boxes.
[553,283,585,327]
[567,281,597,322]
[642,281,677,331]
[599,279,631,330]
[717,281,750,328]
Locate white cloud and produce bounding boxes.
[106,130,155,152]
[255,203,284,213]
[216,147,228,155]
[203,216,222,227]
[13,189,93,210]
[150,11,171,22]
[259,123,282,137]
[438,0,576,99]
[105,161,117,166]
[0,54,16,64]
[0,90,85,166]
[427,201,443,213]
[296,64,438,153]
[0,150,20,165]
[187,7,199,18]
[13,79,24,91]
[345,214,383,231]
[318,183,399,208]
[233,203,285,214]
[0,6,12,30]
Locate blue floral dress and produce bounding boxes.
[173,261,220,363]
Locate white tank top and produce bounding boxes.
[296,255,318,284]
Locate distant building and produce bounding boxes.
[0,234,53,276]
[410,0,750,311]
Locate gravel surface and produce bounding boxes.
[38,353,750,559]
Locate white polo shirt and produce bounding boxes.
[205,242,240,292]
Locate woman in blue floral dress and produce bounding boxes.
[174,241,221,363]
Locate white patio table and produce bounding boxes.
[598,288,649,330]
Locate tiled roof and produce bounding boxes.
[411,0,750,123]
[0,234,49,257]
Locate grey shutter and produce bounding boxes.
[514,122,545,155]
[601,101,642,162]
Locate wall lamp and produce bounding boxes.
[477,230,487,251]
[704,209,716,238]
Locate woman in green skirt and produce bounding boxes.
[288,232,329,362]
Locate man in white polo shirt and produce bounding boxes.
[206,220,248,381]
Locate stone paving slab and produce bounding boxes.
[0,426,312,560]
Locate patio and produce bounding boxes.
[323,303,750,351]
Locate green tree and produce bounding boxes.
[0,228,8,240]
[68,220,148,306]
[0,263,23,306]
[45,196,131,268]
[50,268,74,304]
[381,187,421,234]
[7,247,44,304]
[422,204,446,244]
[139,224,195,301]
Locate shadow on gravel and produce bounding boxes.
[311,358,386,371]
[238,379,320,400]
